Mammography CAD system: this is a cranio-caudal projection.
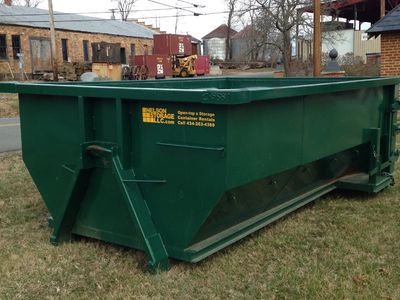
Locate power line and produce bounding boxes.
[176,0,205,8]
[0,6,195,17]
[147,0,202,15]
[0,11,222,23]
[0,13,197,22]
[0,5,315,23]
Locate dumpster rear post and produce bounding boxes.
[0,77,399,272]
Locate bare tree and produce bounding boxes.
[236,0,278,62]
[251,0,312,75]
[1,0,42,6]
[225,0,238,61]
[21,0,42,7]
[235,0,347,73]
[112,0,137,21]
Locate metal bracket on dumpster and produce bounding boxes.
[391,101,400,137]
[395,125,400,135]
[157,141,225,152]
[85,143,170,272]
[368,128,382,186]
[391,100,400,112]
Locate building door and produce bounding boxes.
[120,47,126,64]
[29,37,52,74]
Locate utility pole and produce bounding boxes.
[313,0,321,76]
[380,0,385,17]
[48,0,58,81]
[17,53,25,81]
[174,9,179,34]
[110,8,116,20]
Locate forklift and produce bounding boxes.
[172,55,197,77]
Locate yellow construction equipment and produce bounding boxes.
[172,55,197,77]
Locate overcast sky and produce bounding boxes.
[37,0,229,39]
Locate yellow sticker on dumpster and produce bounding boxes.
[142,107,216,128]
[142,107,175,125]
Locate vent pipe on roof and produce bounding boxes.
[4,0,12,6]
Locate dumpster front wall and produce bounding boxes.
[20,94,82,217]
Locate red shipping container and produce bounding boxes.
[132,55,173,78]
[192,43,199,55]
[195,56,210,76]
[153,34,192,56]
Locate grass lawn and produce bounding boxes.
[0,152,399,299]
[0,94,19,118]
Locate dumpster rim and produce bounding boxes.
[1,76,399,105]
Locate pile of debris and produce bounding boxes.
[218,61,270,69]
[59,62,91,81]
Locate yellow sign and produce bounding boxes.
[142,107,216,128]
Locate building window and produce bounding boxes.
[12,35,21,60]
[0,35,7,60]
[83,40,89,62]
[61,38,68,62]
[130,44,135,56]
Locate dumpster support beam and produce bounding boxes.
[86,144,169,272]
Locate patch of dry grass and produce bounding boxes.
[0,152,399,299]
[222,68,273,76]
[0,93,19,118]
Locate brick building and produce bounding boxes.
[0,2,157,79]
[367,5,400,76]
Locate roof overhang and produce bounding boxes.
[301,0,400,24]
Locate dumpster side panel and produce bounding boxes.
[302,88,387,163]
[130,101,228,248]
[189,145,369,250]
[185,86,395,257]
[225,97,304,188]
[224,87,391,187]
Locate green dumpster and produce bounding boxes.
[1,77,399,271]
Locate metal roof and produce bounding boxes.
[0,4,157,39]
[232,26,258,39]
[367,4,400,35]
[202,24,237,40]
[191,36,201,44]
